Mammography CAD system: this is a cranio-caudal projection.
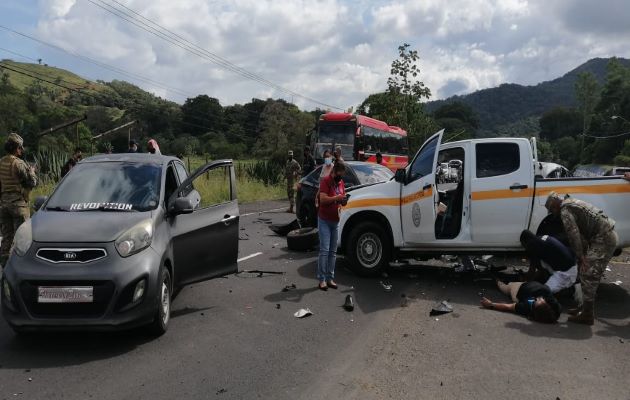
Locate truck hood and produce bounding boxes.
[32,210,153,243]
[342,178,402,209]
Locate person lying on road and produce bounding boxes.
[480,280,561,323]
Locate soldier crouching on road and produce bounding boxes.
[545,192,618,326]
[0,133,38,268]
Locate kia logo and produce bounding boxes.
[64,252,77,260]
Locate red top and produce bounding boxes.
[318,174,345,222]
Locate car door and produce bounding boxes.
[169,160,239,286]
[470,140,533,245]
[400,130,444,245]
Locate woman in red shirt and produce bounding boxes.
[317,162,348,290]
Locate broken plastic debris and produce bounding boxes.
[343,295,354,311]
[605,266,612,272]
[294,308,313,318]
[380,281,392,292]
[276,304,281,309]
[612,280,623,286]
[282,283,297,292]
[430,300,454,316]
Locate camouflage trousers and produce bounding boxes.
[287,185,295,207]
[0,204,30,266]
[581,229,618,305]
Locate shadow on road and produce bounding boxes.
[0,329,155,370]
[504,321,594,340]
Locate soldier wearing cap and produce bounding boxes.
[545,191,618,325]
[285,150,301,213]
[0,133,37,267]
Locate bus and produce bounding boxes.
[310,113,409,171]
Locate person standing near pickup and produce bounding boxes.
[316,162,347,291]
[545,192,618,325]
[285,150,301,213]
[0,133,38,267]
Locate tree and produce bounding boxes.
[539,107,582,141]
[181,95,224,136]
[432,101,479,142]
[553,136,580,168]
[575,72,600,135]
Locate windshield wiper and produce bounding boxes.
[45,206,69,211]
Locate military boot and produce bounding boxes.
[568,302,594,325]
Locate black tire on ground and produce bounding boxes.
[147,267,171,336]
[346,221,392,277]
[287,227,319,251]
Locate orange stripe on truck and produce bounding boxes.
[343,187,433,209]
[472,183,630,201]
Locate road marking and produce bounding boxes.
[238,252,263,263]
[240,207,286,217]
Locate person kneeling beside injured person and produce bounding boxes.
[481,281,561,323]
[520,229,578,294]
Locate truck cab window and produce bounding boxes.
[476,143,520,178]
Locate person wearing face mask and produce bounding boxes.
[285,150,301,213]
[320,149,334,179]
[316,162,348,291]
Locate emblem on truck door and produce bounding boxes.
[412,203,421,227]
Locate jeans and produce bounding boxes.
[317,217,339,282]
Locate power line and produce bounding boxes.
[0,47,39,62]
[87,0,342,110]
[582,131,630,139]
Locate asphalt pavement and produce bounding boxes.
[0,200,628,400]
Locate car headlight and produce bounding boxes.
[115,219,153,257]
[12,219,33,257]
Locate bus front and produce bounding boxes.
[313,113,358,162]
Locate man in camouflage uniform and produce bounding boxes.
[285,150,301,213]
[0,133,38,267]
[545,192,618,325]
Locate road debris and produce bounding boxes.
[606,266,612,272]
[276,304,281,309]
[236,269,285,277]
[430,300,454,316]
[343,295,354,311]
[294,308,313,318]
[612,280,623,286]
[400,293,409,307]
[380,281,392,292]
[282,283,297,292]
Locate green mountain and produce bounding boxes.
[425,57,630,136]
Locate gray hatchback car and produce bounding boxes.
[1,154,239,335]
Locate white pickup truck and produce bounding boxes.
[339,130,630,276]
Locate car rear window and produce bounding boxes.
[46,162,162,212]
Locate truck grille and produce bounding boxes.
[36,248,107,264]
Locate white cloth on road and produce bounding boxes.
[543,261,578,293]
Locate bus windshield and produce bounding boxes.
[318,122,355,145]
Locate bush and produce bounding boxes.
[32,149,69,184]
[245,160,283,186]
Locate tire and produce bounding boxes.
[147,267,171,336]
[287,227,319,251]
[346,221,392,277]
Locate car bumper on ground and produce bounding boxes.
[1,243,162,331]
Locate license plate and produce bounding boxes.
[37,286,94,303]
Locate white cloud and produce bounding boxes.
[25,0,630,110]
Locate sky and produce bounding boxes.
[1,0,629,110]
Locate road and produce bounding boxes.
[0,200,628,400]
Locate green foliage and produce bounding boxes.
[31,148,69,184]
[575,72,600,133]
[433,101,479,142]
[245,160,283,186]
[539,107,582,141]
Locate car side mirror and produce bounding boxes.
[170,197,194,215]
[34,196,48,211]
[394,169,406,184]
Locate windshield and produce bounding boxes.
[46,162,162,212]
[352,163,394,185]
[318,122,355,145]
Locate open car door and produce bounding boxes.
[168,159,239,286]
[400,130,444,245]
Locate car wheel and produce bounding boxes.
[287,227,319,251]
[346,221,392,277]
[147,267,171,336]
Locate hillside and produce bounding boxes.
[425,57,630,136]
